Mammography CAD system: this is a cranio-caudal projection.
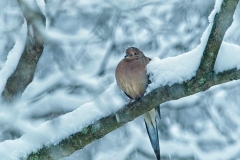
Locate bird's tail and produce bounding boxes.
[143,109,160,160]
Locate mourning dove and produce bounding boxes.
[115,47,160,160]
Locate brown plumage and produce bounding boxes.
[115,47,160,160]
[115,47,150,99]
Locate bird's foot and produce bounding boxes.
[128,99,133,104]
[135,95,145,101]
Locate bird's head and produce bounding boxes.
[124,47,144,60]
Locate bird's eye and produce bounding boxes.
[134,52,137,55]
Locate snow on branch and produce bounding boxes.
[196,0,239,77]
[1,0,45,102]
[25,0,240,159]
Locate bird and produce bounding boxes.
[115,47,160,160]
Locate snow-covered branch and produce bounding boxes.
[25,0,240,159]
[196,0,239,77]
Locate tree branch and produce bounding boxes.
[1,0,45,102]
[196,0,239,77]
[25,0,240,159]
[26,68,240,160]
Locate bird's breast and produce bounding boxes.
[115,57,149,99]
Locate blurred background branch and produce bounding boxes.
[1,0,45,102]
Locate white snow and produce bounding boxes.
[146,41,240,92]
[36,0,46,16]
[0,0,240,160]
[146,0,240,93]
[0,19,27,95]
[0,83,125,159]
[214,42,240,73]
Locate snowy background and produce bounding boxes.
[0,0,240,159]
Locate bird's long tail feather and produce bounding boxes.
[143,109,160,160]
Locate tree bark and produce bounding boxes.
[1,0,45,103]
[26,0,240,159]
[196,0,239,77]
